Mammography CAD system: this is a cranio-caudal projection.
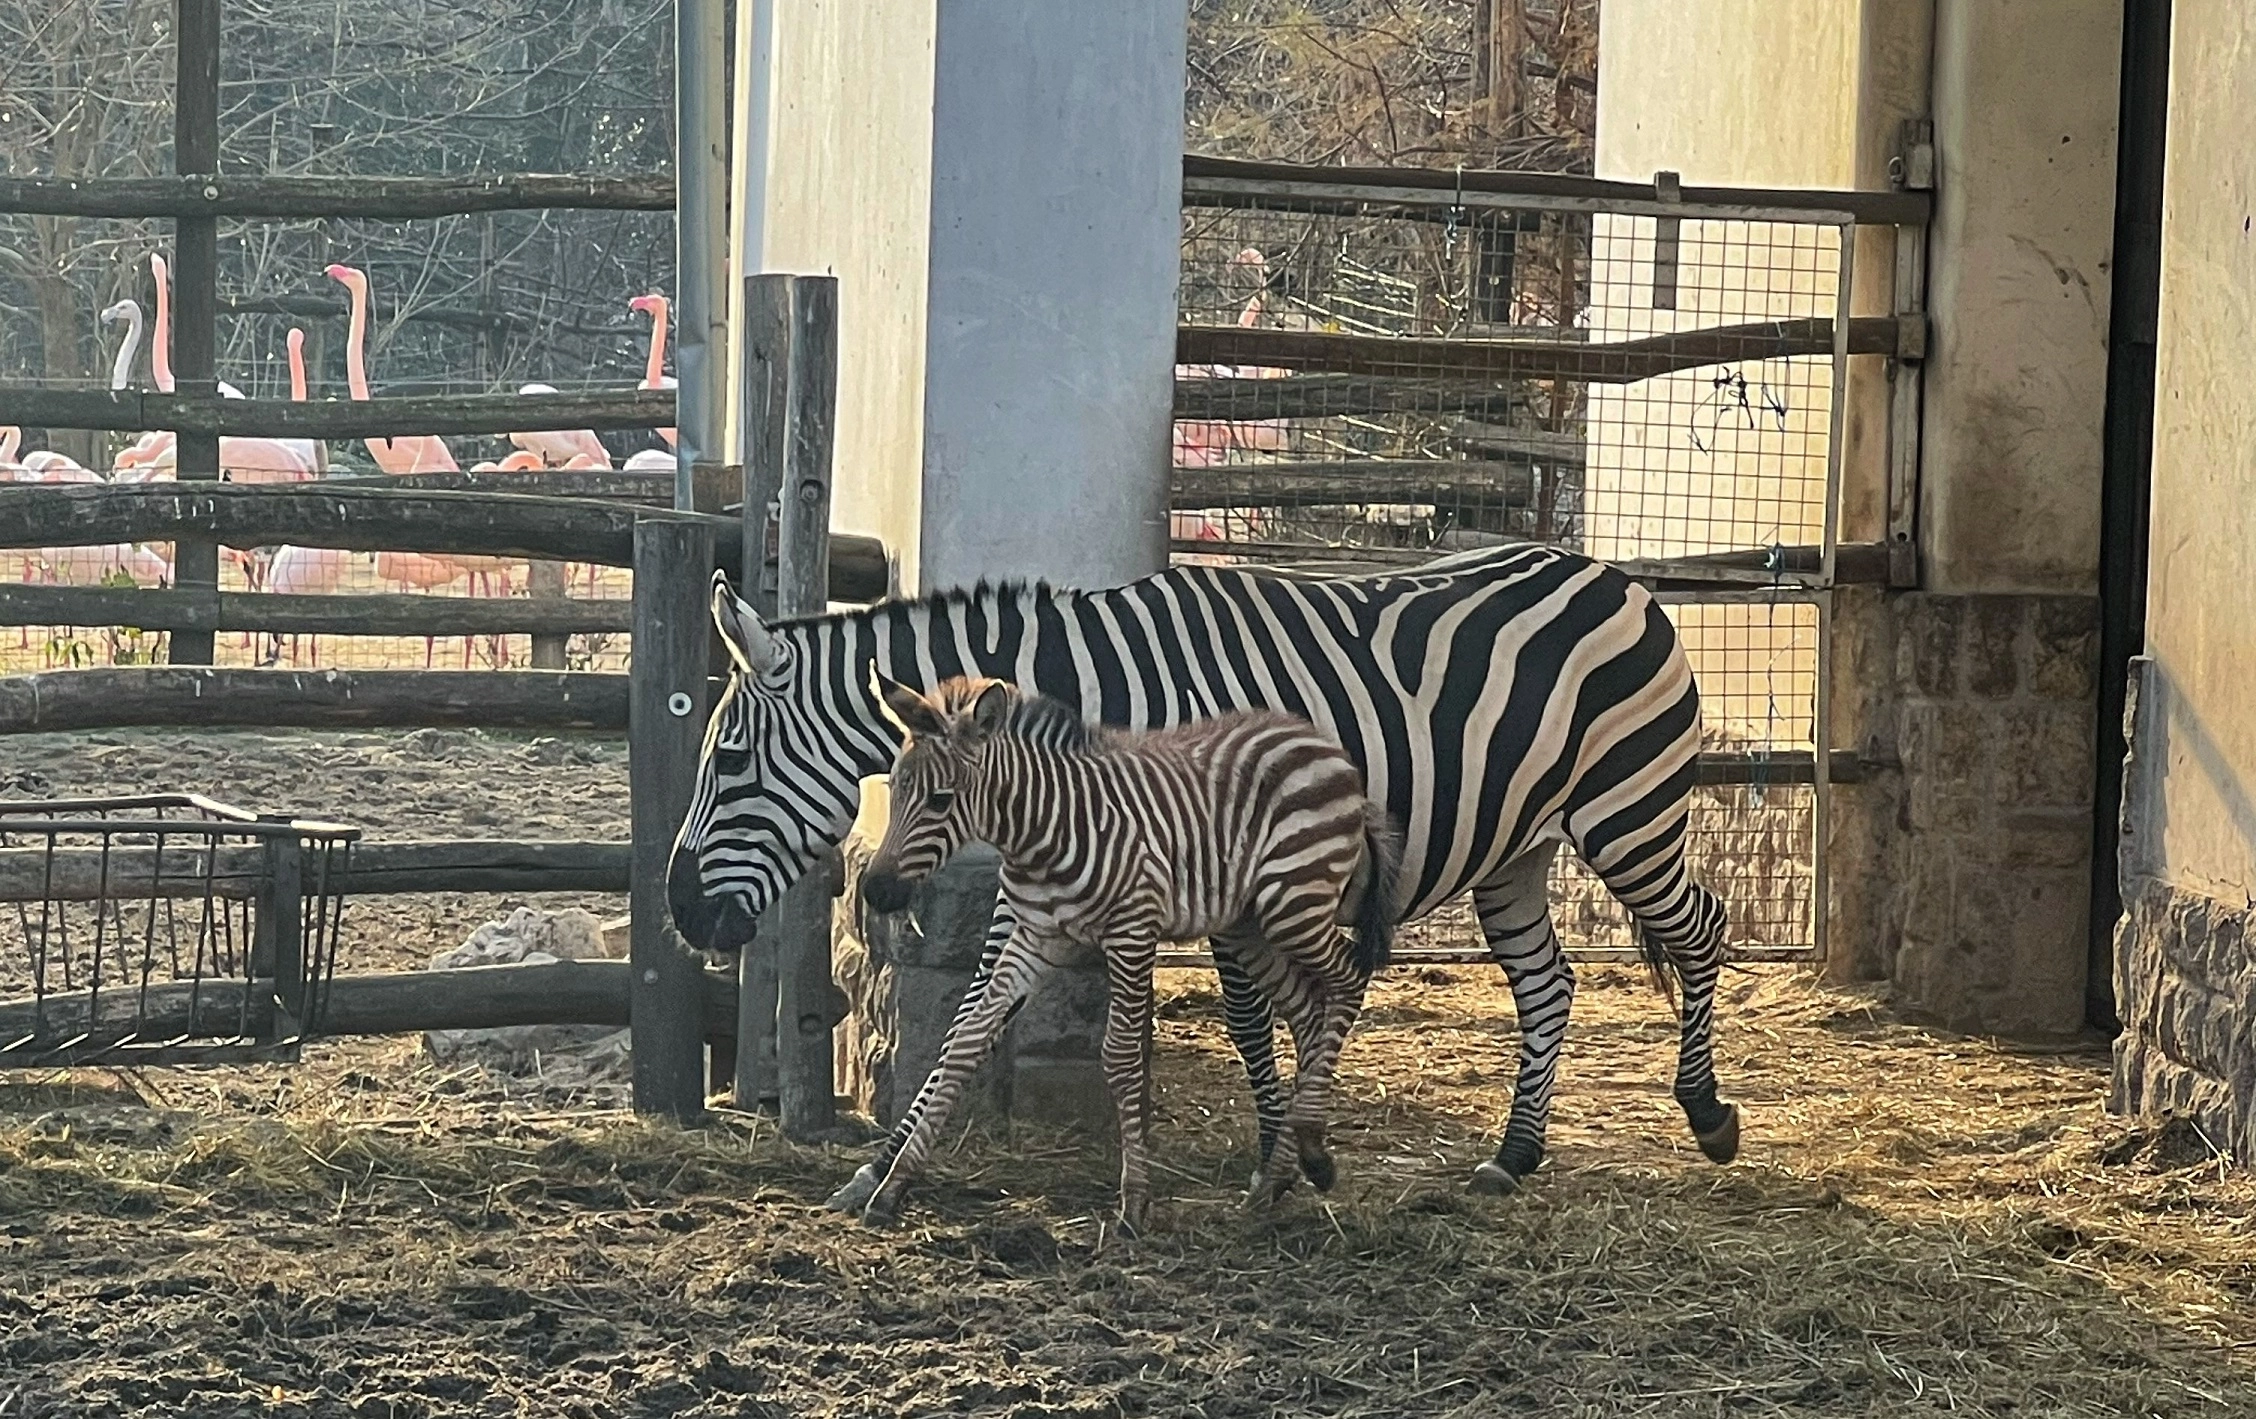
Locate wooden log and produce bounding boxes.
[0,483,889,600]
[0,839,631,904]
[323,469,676,504]
[0,668,629,734]
[0,959,739,1054]
[1171,461,1534,510]
[1173,375,1528,424]
[1181,153,1933,227]
[171,0,222,668]
[733,275,796,1112]
[0,387,674,438]
[0,173,674,220]
[630,517,715,1121]
[1175,316,1905,385]
[0,585,633,638]
[775,275,841,1140]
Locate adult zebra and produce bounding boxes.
[669,542,1742,1197]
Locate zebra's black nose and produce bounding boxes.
[669,846,756,954]
[861,869,915,914]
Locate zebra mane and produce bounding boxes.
[771,576,1055,630]
[1004,690,1094,752]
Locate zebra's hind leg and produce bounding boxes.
[1210,932,1292,1200]
[827,904,1019,1215]
[1581,814,1738,1164]
[1265,926,1371,1198]
[1469,843,1572,1194]
[1100,930,1164,1234]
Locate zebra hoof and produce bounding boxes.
[1300,1150,1337,1194]
[1468,1161,1521,1196]
[1694,1103,1742,1165]
[825,1163,882,1215]
[1244,1168,1292,1209]
[859,1193,905,1230]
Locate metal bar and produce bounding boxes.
[723,0,776,477]
[0,386,673,437]
[1887,219,1929,585]
[1813,593,1835,965]
[1823,220,1854,588]
[1180,154,1933,226]
[775,275,840,1140]
[0,174,674,220]
[675,0,729,512]
[630,516,717,1121]
[170,0,222,667]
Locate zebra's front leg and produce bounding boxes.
[1210,935,1290,1201]
[826,903,1019,1215]
[1101,931,1163,1234]
[1470,844,1572,1194]
[858,929,1059,1228]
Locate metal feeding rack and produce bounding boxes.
[0,794,358,1066]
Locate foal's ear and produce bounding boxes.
[869,665,947,738]
[966,679,1014,737]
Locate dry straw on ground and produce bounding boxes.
[5,955,2254,1418]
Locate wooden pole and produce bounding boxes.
[527,558,570,669]
[775,275,841,1140]
[170,0,222,667]
[630,516,715,1122]
[731,273,794,1114]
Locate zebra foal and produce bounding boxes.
[855,672,1399,1230]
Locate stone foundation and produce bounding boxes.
[1877,592,2100,1036]
[833,835,1113,1132]
[2110,876,2256,1162]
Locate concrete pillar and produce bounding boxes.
[762,1,1186,1127]
[1885,0,2118,1035]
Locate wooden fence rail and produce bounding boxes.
[0,586,633,638]
[0,668,629,734]
[0,387,674,438]
[0,483,888,596]
[0,839,629,902]
[0,173,674,220]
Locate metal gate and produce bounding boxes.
[1172,157,1930,963]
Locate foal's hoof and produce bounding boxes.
[825,1163,882,1215]
[1694,1102,1742,1165]
[1299,1150,1337,1194]
[1468,1161,1521,1196]
[1244,1167,1294,1210]
[858,1194,905,1230]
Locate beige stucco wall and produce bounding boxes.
[761,0,939,589]
[2142,4,2256,900]
[1918,0,2118,595]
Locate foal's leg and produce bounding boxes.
[859,929,1066,1227]
[1101,928,1163,1232]
[1210,929,1290,1190]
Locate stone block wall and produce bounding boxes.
[2111,877,2256,1162]
[832,835,1113,1133]
[1880,591,2100,1036]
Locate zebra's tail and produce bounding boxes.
[1636,926,1681,1011]
[1350,806,1402,977]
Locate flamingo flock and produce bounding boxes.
[1171,246,1289,559]
[5,252,677,669]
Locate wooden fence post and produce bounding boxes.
[526,560,570,669]
[731,272,794,1115]
[775,274,840,1140]
[168,0,222,667]
[631,515,715,1122]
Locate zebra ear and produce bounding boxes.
[711,574,779,674]
[966,679,1013,737]
[869,666,946,738]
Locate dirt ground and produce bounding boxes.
[5,729,2256,1417]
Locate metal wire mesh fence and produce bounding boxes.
[1175,171,1853,959]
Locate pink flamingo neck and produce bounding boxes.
[633,295,669,389]
[327,265,372,400]
[150,254,175,394]
[286,329,308,401]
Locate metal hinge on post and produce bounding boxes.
[1891,119,1936,191]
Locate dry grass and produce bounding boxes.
[4,962,2253,1418]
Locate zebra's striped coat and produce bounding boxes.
[855,675,1396,1228]
[669,543,1740,1197]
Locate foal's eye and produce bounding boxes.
[926,789,956,812]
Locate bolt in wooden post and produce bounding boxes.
[169,0,222,666]
[631,515,716,1122]
[730,272,794,1115]
[775,274,839,1140]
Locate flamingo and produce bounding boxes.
[1169,248,1287,551]
[142,257,317,482]
[259,545,356,664]
[629,293,679,449]
[103,297,175,474]
[282,327,330,474]
[506,383,612,469]
[374,550,471,668]
[325,263,459,474]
